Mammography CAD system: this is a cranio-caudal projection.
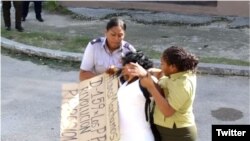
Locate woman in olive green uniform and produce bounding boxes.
[129,46,199,141]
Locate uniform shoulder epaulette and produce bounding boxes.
[123,42,132,51]
[90,38,102,45]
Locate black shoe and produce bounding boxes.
[5,26,11,31]
[16,26,24,32]
[36,17,44,22]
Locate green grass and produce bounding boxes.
[1,1,249,67]
[43,1,87,20]
[139,48,162,59]
[44,1,73,15]
[2,27,249,67]
[200,57,250,66]
[1,27,90,53]
[139,48,249,66]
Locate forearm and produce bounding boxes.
[147,86,175,117]
[79,70,96,81]
[148,68,163,79]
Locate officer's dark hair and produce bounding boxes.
[122,50,153,69]
[106,18,126,31]
[162,46,199,72]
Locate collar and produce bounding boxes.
[102,37,123,53]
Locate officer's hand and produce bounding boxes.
[106,65,119,75]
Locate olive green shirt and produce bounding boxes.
[153,71,197,128]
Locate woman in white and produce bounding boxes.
[116,51,156,141]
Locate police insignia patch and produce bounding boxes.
[91,38,101,45]
[123,43,133,51]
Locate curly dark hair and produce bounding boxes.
[122,50,153,69]
[162,46,199,72]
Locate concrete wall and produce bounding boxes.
[59,1,249,17]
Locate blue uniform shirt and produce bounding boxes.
[80,37,136,74]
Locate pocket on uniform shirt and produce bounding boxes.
[95,60,107,74]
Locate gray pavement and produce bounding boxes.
[1,54,249,141]
[1,6,250,141]
[1,7,250,76]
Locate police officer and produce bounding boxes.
[22,1,44,22]
[2,1,24,32]
[79,18,136,81]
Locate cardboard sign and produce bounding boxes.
[60,74,120,141]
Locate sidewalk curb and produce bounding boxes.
[1,37,82,61]
[1,37,249,77]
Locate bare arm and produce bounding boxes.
[148,68,164,79]
[129,62,163,79]
[79,70,96,81]
[130,62,175,117]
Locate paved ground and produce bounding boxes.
[1,54,249,141]
[1,5,250,141]
[1,7,249,76]
[3,7,249,62]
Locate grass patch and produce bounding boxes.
[139,48,162,59]
[1,27,90,53]
[200,57,250,66]
[43,1,88,20]
[44,1,73,15]
[1,30,249,67]
[138,48,250,66]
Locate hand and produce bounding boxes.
[128,62,147,78]
[140,72,155,89]
[106,65,119,75]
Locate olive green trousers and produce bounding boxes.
[155,124,197,141]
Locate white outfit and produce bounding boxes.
[80,37,135,74]
[117,79,154,141]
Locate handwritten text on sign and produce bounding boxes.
[60,74,119,141]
